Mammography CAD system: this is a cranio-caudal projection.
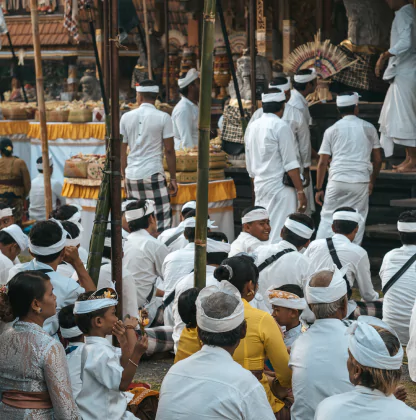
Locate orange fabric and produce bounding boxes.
[128,387,159,406]
[28,123,106,141]
[0,121,30,135]
[2,391,52,409]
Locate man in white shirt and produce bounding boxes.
[289,266,353,420]
[376,0,416,172]
[245,89,306,243]
[381,211,416,346]
[255,213,314,312]
[172,68,200,150]
[305,207,379,319]
[0,224,27,285]
[229,206,270,257]
[315,92,382,244]
[121,79,177,232]
[123,199,169,324]
[157,281,275,420]
[290,68,318,125]
[29,155,64,221]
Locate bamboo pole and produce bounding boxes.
[249,0,256,113]
[30,0,52,217]
[194,0,216,289]
[142,0,152,79]
[164,0,169,101]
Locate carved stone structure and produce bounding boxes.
[79,72,101,102]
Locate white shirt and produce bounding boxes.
[284,323,303,347]
[315,386,416,420]
[288,89,311,125]
[120,103,174,181]
[255,240,310,311]
[77,336,135,420]
[407,298,416,381]
[384,4,416,79]
[172,266,218,352]
[319,115,381,183]
[172,96,199,150]
[229,232,264,258]
[123,229,168,309]
[305,234,379,302]
[157,345,275,420]
[245,113,300,195]
[65,342,85,401]
[158,228,189,253]
[0,250,14,286]
[289,318,353,420]
[380,244,416,345]
[29,174,63,221]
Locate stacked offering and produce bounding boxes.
[64,154,105,183]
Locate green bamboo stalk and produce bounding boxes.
[194,0,216,289]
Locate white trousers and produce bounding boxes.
[316,180,369,245]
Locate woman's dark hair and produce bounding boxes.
[178,288,200,328]
[0,271,50,320]
[61,221,80,240]
[137,79,159,101]
[184,227,196,242]
[214,255,259,294]
[332,207,358,235]
[49,204,79,221]
[29,220,64,263]
[337,91,357,115]
[0,137,13,157]
[281,213,315,247]
[58,304,84,341]
[398,210,416,245]
[293,69,314,91]
[126,200,152,232]
[74,292,109,334]
[0,231,17,246]
[276,284,304,315]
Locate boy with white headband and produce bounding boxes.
[305,207,379,318]
[229,205,271,257]
[172,68,200,150]
[29,154,64,221]
[121,79,177,233]
[0,204,15,229]
[315,317,414,419]
[381,210,416,346]
[8,220,96,335]
[315,91,382,245]
[245,88,307,243]
[256,213,314,312]
[157,281,275,420]
[74,288,148,419]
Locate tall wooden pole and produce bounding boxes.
[249,0,256,113]
[30,0,52,217]
[164,0,169,101]
[142,0,152,79]
[194,0,216,289]
[109,0,123,318]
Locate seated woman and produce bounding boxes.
[0,270,81,419]
[315,317,414,420]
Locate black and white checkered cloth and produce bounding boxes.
[125,173,172,232]
[221,105,252,144]
[145,326,173,356]
[348,300,383,320]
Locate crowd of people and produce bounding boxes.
[0,1,414,418]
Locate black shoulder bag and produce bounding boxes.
[258,249,295,273]
[382,253,416,296]
[326,238,352,299]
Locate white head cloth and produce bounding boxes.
[29,219,68,256]
[294,68,317,83]
[181,217,218,229]
[122,199,137,212]
[74,288,118,314]
[36,154,53,171]
[125,200,155,222]
[178,68,199,89]
[261,91,286,103]
[347,317,403,370]
[66,205,83,232]
[60,325,83,339]
[182,201,196,213]
[136,84,159,93]
[269,77,291,92]
[305,264,348,304]
[337,92,361,107]
[65,233,81,248]
[241,208,269,224]
[267,286,307,310]
[333,210,362,224]
[397,221,416,233]
[0,207,13,219]
[284,217,314,239]
[206,237,231,254]
[3,224,28,251]
[196,280,245,333]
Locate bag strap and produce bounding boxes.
[326,238,352,299]
[146,283,156,304]
[37,268,53,274]
[382,253,416,296]
[164,231,183,247]
[258,249,295,273]
[163,290,176,308]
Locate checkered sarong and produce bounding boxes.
[145,326,173,356]
[348,300,383,320]
[125,173,172,232]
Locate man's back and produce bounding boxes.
[29,174,62,221]
[157,345,275,420]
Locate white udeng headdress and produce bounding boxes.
[29,219,68,256]
[136,84,159,93]
[0,207,13,219]
[178,68,199,89]
[347,316,403,370]
[125,200,155,222]
[182,201,196,213]
[284,217,314,239]
[305,264,348,304]
[333,210,362,224]
[181,217,218,229]
[261,91,286,103]
[269,77,291,92]
[2,224,28,251]
[60,325,83,339]
[66,204,83,232]
[336,92,361,107]
[206,238,231,254]
[74,288,118,314]
[267,286,307,310]
[294,68,317,83]
[241,208,269,224]
[196,280,245,333]
[397,221,416,233]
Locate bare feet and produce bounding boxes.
[392,156,411,170]
[393,159,416,173]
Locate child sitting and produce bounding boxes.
[267,284,307,349]
[58,303,85,400]
[74,288,148,419]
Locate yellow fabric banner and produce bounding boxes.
[28,123,106,141]
[0,121,30,136]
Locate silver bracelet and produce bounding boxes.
[129,359,138,368]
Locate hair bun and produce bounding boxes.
[214,264,233,281]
